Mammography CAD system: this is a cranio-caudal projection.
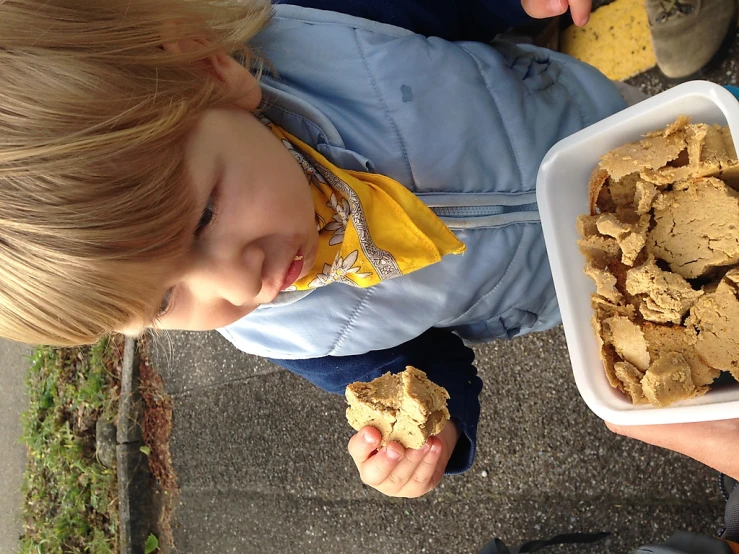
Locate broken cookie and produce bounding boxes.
[641,353,703,408]
[579,116,739,407]
[625,256,703,324]
[648,177,739,279]
[641,322,719,388]
[686,270,739,379]
[345,366,450,449]
[598,129,687,181]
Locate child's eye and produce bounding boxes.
[195,195,217,237]
[157,288,174,318]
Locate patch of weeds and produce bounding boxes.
[138,335,177,551]
[19,336,123,554]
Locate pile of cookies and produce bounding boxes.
[578,116,739,407]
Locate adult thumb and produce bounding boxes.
[521,0,568,19]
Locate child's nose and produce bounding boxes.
[211,267,255,306]
[200,245,264,306]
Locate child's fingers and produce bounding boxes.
[347,426,382,466]
[359,442,406,488]
[396,438,443,496]
[382,442,432,490]
[348,431,446,497]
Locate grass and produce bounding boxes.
[19,337,123,554]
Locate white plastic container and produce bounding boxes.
[537,81,739,425]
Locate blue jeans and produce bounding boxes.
[275,0,532,42]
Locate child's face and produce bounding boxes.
[151,106,319,331]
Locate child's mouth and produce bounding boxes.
[281,252,304,290]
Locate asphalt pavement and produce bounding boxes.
[150,327,724,554]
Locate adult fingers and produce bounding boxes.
[521,0,568,20]
[347,426,382,467]
[568,0,593,26]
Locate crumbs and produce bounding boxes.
[578,116,739,407]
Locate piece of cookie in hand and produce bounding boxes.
[345,366,450,449]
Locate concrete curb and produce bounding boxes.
[117,337,159,554]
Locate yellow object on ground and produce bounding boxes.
[561,0,657,81]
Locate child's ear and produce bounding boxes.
[162,39,262,111]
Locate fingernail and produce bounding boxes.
[420,443,431,454]
[430,443,441,455]
[363,431,377,445]
[385,447,402,461]
[548,0,564,12]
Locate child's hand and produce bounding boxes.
[347,422,459,498]
[521,0,592,26]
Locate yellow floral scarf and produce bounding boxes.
[265,119,465,291]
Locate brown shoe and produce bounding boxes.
[647,0,737,79]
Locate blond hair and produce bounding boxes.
[0,0,272,345]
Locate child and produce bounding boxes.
[0,0,627,498]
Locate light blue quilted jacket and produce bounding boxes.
[219,5,627,359]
